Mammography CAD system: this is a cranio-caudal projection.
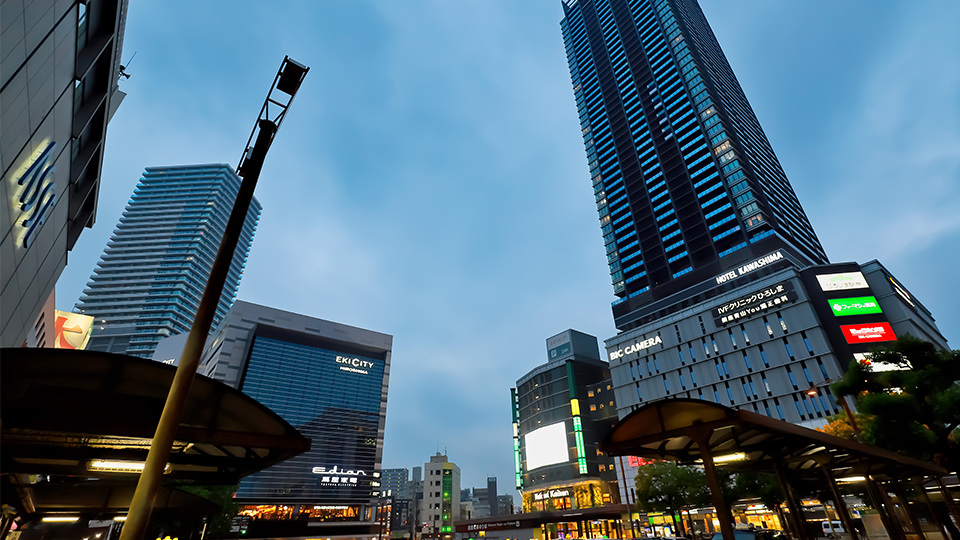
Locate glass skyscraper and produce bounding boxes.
[75,164,261,358]
[195,300,392,530]
[561,0,828,331]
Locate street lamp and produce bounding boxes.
[118,56,308,540]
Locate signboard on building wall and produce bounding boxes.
[523,422,569,470]
[828,296,883,317]
[627,456,656,467]
[816,272,869,292]
[547,333,572,360]
[712,281,796,326]
[713,250,786,285]
[840,323,896,345]
[53,311,94,349]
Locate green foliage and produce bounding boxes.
[816,411,869,440]
[633,461,711,514]
[145,484,239,539]
[180,484,239,538]
[831,335,960,470]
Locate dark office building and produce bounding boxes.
[560,0,953,510]
[511,330,620,511]
[561,0,828,332]
[192,300,392,535]
[2,0,128,347]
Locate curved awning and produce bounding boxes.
[1,348,310,490]
[600,398,945,479]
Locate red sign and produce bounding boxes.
[841,322,896,344]
[627,456,656,468]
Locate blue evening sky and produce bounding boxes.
[56,1,960,498]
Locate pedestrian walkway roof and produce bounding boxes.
[1,348,310,514]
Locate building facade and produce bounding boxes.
[189,300,391,535]
[74,164,261,358]
[560,0,828,332]
[511,330,621,519]
[1,0,128,347]
[606,260,950,504]
[382,468,410,498]
[496,494,515,516]
[420,453,460,540]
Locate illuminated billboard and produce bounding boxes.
[54,311,94,349]
[816,272,869,292]
[828,296,882,317]
[712,281,796,326]
[523,422,569,471]
[840,323,896,345]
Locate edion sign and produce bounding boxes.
[841,323,896,344]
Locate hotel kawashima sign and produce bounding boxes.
[714,250,786,285]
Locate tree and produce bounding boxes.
[831,335,960,471]
[634,462,711,535]
[816,411,868,440]
[146,484,239,540]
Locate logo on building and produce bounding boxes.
[816,271,869,292]
[828,296,882,317]
[312,465,367,484]
[608,335,662,361]
[336,355,374,374]
[840,323,896,345]
[713,282,797,326]
[53,310,94,349]
[714,251,785,285]
[533,489,570,501]
[11,141,57,248]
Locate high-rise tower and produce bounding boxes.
[561,0,828,331]
[75,164,261,357]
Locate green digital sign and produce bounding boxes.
[828,296,883,316]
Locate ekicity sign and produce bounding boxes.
[336,355,375,375]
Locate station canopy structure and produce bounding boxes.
[600,398,957,540]
[600,398,945,478]
[1,348,311,517]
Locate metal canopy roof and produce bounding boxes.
[600,398,946,479]
[1,348,310,511]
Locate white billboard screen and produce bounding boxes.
[524,422,569,471]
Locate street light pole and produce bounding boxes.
[118,56,308,540]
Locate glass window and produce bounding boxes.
[718,150,736,164]
[713,140,732,155]
[735,191,755,206]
